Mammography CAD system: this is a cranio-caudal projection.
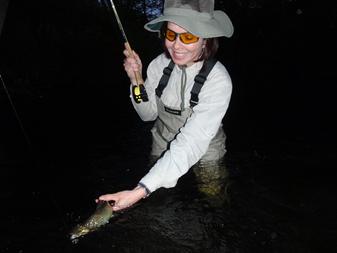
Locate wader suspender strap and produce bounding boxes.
[156,60,175,97]
[155,58,217,107]
[190,58,217,107]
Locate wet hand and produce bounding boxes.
[123,43,143,85]
[97,186,147,211]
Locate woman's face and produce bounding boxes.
[165,22,205,66]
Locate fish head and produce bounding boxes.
[69,225,90,240]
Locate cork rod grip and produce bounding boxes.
[124,42,144,86]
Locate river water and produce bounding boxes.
[1,87,336,253]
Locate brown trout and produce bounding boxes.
[70,201,114,240]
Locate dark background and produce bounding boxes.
[1,0,336,178]
[1,0,336,160]
[0,0,337,252]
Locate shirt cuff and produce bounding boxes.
[137,182,151,197]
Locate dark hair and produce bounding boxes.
[160,22,219,62]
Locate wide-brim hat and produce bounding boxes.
[144,1,234,38]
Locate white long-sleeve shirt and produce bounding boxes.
[130,53,232,193]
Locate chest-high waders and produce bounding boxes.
[150,59,229,202]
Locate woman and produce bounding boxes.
[98,0,234,211]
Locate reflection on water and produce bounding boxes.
[193,159,230,207]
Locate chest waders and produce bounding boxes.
[150,59,226,163]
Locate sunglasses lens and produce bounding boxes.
[165,30,176,41]
[180,33,199,44]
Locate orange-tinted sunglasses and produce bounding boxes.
[164,28,199,44]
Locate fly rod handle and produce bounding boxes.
[124,42,144,86]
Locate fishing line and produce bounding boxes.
[1,73,68,230]
[0,73,33,150]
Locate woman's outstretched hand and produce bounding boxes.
[123,43,143,86]
[97,186,147,211]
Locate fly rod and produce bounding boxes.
[107,0,148,103]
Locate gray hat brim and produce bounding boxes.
[144,8,234,38]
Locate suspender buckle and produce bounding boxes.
[163,67,173,75]
[194,75,207,84]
